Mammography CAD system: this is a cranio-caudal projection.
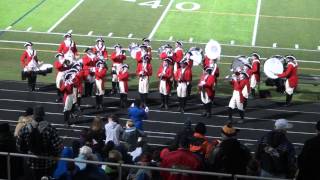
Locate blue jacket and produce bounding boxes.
[128,107,147,131]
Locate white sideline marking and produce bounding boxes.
[251,0,262,46]
[295,44,299,49]
[148,0,174,39]
[230,40,235,45]
[5,26,12,30]
[1,39,320,64]
[2,29,320,53]
[47,0,85,32]
[189,38,193,42]
[26,27,32,31]
[108,32,113,37]
[272,43,277,48]
[168,36,173,41]
[128,33,133,38]
[87,31,93,35]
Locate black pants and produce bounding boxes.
[27,72,37,91]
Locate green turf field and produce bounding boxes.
[0,0,319,102]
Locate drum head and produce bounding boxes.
[264,58,284,79]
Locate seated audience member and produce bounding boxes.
[14,107,33,137]
[87,116,106,155]
[127,152,152,180]
[74,145,93,170]
[53,147,78,180]
[173,120,194,148]
[105,149,124,179]
[255,119,296,178]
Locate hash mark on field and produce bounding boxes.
[47,0,85,32]
[273,43,277,48]
[168,36,173,41]
[295,44,299,49]
[108,33,113,37]
[67,30,73,33]
[318,46,320,51]
[230,40,235,45]
[87,31,93,36]
[26,27,32,31]
[189,38,193,42]
[5,26,12,30]
[128,33,133,38]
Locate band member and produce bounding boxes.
[184,51,193,97]
[136,55,152,106]
[95,60,107,110]
[241,72,250,109]
[249,53,261,97]
[135,45,151,64]
[277,55,298,106]
[57,33,78,60]
[92,37,108,60]
[142,38,152,58]
[198,67,215,118]
[71,62,84,110]
[157,58,173,110]
[174,60,192,113]
[60,71,76,125]
[110,44,126,94]
[54,53,71,102]
[82,48,98,97]
[228,68,246,123]
[160,44,174,62]
[203,56,219,83]
[173,41,184,74]
[20,42,39,91]
[118,64,129,108]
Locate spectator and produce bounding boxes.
[127,152,153,180]
[208,123,251,178]
[87,116,106,155]
[74,145,93,170]
[128,99,148,131]
[74,153,109,180]
[14,107,33,137]
[72,140,81,158]
[104,114,123,146]
[105,149,124,180]
[173,120,194,147]
[161,136,202,180]
[255,119,296,178]
[16,105,63,180]
[297,120,320,180]
[0,122,23,179]
[53,147,78,180]
[122,120,145,151]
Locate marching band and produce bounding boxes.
[20,35,299,125]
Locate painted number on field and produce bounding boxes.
[123,0,162,9]
[176,2,200,11]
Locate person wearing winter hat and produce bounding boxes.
[14,107,33,136]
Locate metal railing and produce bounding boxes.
[0,151,291,180]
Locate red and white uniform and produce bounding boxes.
[95,66,107,96]
[54,57,70,89]
[82,54,98,82]
[198,74,215,104]
[250,59,260,88]
[157,65,173,95]
[118,69,129,94]
[173,47,184,73]
[110,52,126,82]
[241,75,251,99]
[93,45,108,60]
[20,49,39,71]
[174,67,192,98]
[60,80,74,112]
[135,51,151,64]
[57,40,78,59]
[73,70,84,103]
[228,75,246,110]
[278,61,298,95]
[136,62,152,94]
[203,56,220,81]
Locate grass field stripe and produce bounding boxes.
[5,26,12,30]
[251,0,262,46]
[87,31,93,35]
[3,29,320,52]
[108,32,113,37]
[26,27,32,31]
[0,107,315,136]
[128,33,133,38]
[47,0,85,32]
[1,40,320,64]
[148,0,174,39]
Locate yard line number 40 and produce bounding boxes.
[122,0,201,11]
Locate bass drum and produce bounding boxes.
[264,56,284,79]
[189,47,203,66]
[38,63,53,75]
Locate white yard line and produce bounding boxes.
[2,29,320,52]
[251,0,262,46]
[148,0,175,39]
[1,39,319,64]
[47,0,85,32]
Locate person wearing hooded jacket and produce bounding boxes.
[104,114,123,146]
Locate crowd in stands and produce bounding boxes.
[0,103,319,180]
